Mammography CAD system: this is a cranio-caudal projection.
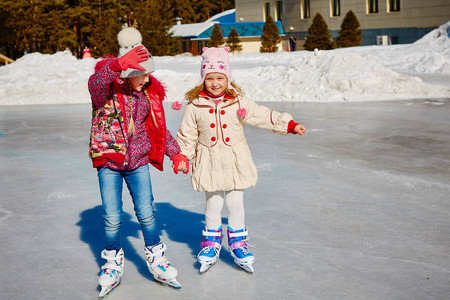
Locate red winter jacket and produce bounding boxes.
[89,58,179,171]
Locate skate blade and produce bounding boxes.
[236,263,254,274]
[98,281,120,299]
[241,264,254,274]
[154,276,182,289]
[199,263,214,274]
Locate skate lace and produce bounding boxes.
[153,255,171,268]
[201,246,213,254]
[240,247,251,255]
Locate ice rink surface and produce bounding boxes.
[1,100,449,300]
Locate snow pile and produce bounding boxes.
[0,22,449,105]
[409,21,450,74]
[0,51,94,105]
[354,21,450,74]
[232,51,442,102]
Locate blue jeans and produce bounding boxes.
[97,165,160,251]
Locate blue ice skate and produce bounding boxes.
[197,226,222,273]
[227,226,255,274]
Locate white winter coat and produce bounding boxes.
[176,95,293,192]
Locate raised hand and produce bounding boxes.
[117,45,150,72]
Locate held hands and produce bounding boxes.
[117,45,150,72]
[171,153,189,174]
[294,124,306,136]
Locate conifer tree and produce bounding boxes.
[209,24,224,47]
[226,28,243,54]
[304,13,336,51]
[171,0,198,23]
[260,15,281,53]
[137,0,179,56]
[336,10,362,48]
[195,0,219,22]
[90,9,122,57]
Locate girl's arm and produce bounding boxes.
[88,60,121,110]
[241,96,301,135]
[166,129,189,174]
[176,104,199,160]
[89,47,150,110]
[165,129,182,158]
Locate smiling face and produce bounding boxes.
[204,72,227,96]
[128,73,150,91]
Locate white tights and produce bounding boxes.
[204,190,245,230]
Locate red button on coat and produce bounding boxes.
[220,110,225,115]
[225,137,230,142]
[211,137,216,142]
[210,123,215,128]
[222,124,227,129]
[209,109,214,114]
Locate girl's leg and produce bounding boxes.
[198,191,225,273]
[204,191,225,229]
[126,165,180,287]
[224,189,245,230]
[97,168,124,251]
[224,189,254,273]
[124,165,160,247]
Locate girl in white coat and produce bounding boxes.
[173,47,306,274]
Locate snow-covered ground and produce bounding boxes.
[0,22,449,105]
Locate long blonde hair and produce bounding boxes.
[185,82,243,104]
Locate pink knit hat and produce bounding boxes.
[172,47,237,111]
[197,47,233,89]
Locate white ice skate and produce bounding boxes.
[144,243,181,289]
[197,226,222,273]
[98,248,124,298]
[227,227,255,274]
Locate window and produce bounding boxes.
[331,0,340,17]
[275,1,283,21]
[264,2,270,21]
[368,0,378,13]
[301,0,310,19]
[388,0,400,12]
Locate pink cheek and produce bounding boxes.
[203,65,206,69]
[219,65,223,70]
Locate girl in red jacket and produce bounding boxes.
[88,27,188,297]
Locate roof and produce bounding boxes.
[171,9,236,38]
[196,21,285,39]
[171,9,285,39]
[0,53,14,65]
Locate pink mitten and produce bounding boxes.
[171,153,189,174]
[117,45,149,71]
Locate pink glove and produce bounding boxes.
[116,45,150,72]
[171,153,189,174]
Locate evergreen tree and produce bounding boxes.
[226,28,243,54]
[336,10,362,48]
[137,0,179,56]
[209,24,224,47]
[171,0,198,23]
[260,15,281,53]
[0,0,236,59]
[304,13,336,51]
[0,4,18,59]
[195,0,219,22]
[170,0,234,24]
[90,8,122,57]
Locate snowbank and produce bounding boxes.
[0,22,449,105]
